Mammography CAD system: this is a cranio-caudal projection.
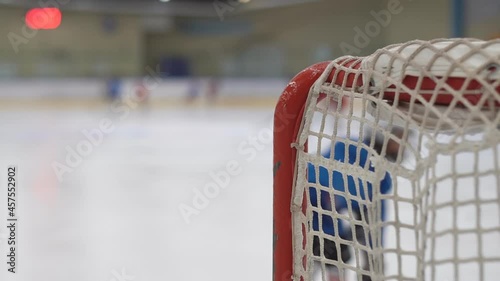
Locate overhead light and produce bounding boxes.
[26,8,62,30]
[238,0,251,3]
[159,0,170,2]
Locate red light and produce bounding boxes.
[26,8,62,30]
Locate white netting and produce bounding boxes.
[291,39,500,281]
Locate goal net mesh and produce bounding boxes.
[288,39,500,281]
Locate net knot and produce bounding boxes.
[290,142,304,151]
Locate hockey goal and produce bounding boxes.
[273,38,500,281]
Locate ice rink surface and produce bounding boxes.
[0,105,273,281]
[0,103,498,281]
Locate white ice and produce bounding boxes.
[0,106,273,281]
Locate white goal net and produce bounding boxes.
[278,38,500,281]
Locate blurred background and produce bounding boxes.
[0,0,498,280]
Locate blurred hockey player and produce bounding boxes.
[309,125,406,281]
[106,76,122,102]
[133,79,151,114]
[186,78,201,104]
[205,77,219,105]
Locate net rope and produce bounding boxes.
[290,39,500,281]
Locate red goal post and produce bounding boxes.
[273,38,500,281]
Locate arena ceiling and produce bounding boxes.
[0,0,320,16]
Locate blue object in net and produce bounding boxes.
[308,141,392,239]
